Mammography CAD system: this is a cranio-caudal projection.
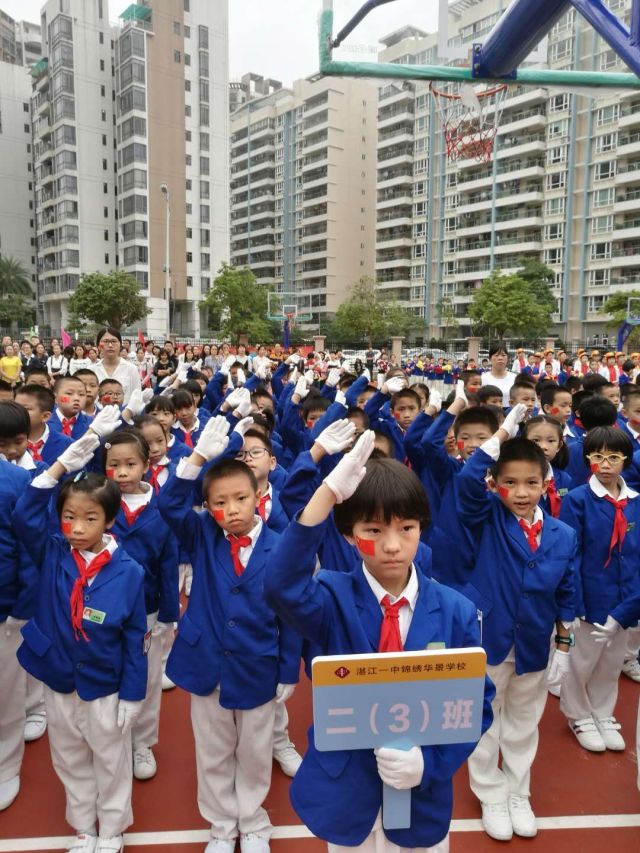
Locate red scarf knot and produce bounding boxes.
[228,534,252,576]
[28,439,44,462]
[519,518,542,552]
[603,495,628,567]
[378,595,409,652]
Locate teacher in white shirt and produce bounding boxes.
[91,327,141,404]
[481,344,517,407]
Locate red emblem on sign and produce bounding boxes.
[334,666,350,679]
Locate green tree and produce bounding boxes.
[469,269,552,340]
[330,276,422,346]
[68,270,150,329]
[601,289,640,350]
[435,297,459,343]
[516,257,557,315]
[201,263,278,343]
[0,256,33,325]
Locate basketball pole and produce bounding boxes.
[319,7,640,88]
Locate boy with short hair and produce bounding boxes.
[22,367,50,389]
[74,368,101,418]
[477,385,504,407]
[97,378,124,409]
[540,385,573,436]
[0,380,14,401]
[508,383,536,420]
[171,388,205,448]
[14,384,72,465]
[620,387,640,449]
[47,375,91,439]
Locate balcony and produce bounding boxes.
[377,108,415,131]
[615,162,640,185]
[618,103,640,129]
[379,83,414,106]
[376,212,413,228]
[377,189,413,210]
[377,169,413,189]
[378,125,413,149]
[618,131,640,158]
[612,218,640,241]
[497,107,546,137]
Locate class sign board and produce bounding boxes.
[312,647,487,830]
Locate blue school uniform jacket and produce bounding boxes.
[158,472,301,709]
[539,466,572,517]
[0,461,34,622]
[110,495,179,623]
[559,479,640,625]
[264,518,494,850]
[48,409,91,440]
[13,483,148,701]
[39,428,73,466]
[458,448,577,674]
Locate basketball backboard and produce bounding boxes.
[267,291,313,323]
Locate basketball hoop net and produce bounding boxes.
[429,82,508,163]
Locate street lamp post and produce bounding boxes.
[160,183,171,337]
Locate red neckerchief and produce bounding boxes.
[27,439,44,461]
[69,548,112,641]
[378,595,408,652]
[519,518,542,551]
[603,495,628,567]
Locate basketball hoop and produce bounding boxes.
[429,81,508,163]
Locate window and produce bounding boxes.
[184,0,190,10]
[199,105,209,126]
[121,220,147,240]
[594,160,616,181]
[120,168,147,191]
[596,104,619,126]
[543,247,564,265]
[174,50,181,63]
[548,119,568,139]
[99,31,104,44]
[600,49,618,71]
[201,253,210,270]
[198,25,209,49]
[547,145,567,165]
[101,109,107,122]
[199,79,209,102]
[544,223,564,240]
[120,116,146,141]
[200,156,210,175]
[592,187,615,208]
[102,134,107,145]
[119,194,147,217]
[184,53,191,66]
[200,180,209,198]
[587,295,606,313]
[545,196,566,216]
[549,93,569,112]
[546,171,566,190]
[101,84,106,97]
[590,242,611,260]
[186,251,193,263]
[102,158,108,170]
[589,268,610,287]
[185,130,191,142]
[200,132,209,150]
[595,132,617,153]
[184,25,190,37]
[592,214,613,233]
[200,204,210,222]
[201,228,210,246]
[173,21,181,34]
[185,105,191,117]
[119,86,145,114]
[123,246,148,265]
[550,38,572,63]
[199,50,209,77]
[121,142,147,166]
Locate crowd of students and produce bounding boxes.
[1,328,640,853]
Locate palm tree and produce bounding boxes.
[0,256,31,298]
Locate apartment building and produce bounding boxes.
[229,75,377,327]
[31,0,228,338]
[376,0,640,349]
[1,8,41,66]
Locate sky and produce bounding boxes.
[3,0,439,84]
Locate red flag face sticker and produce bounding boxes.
[61,521,72,534]
[306,419,314,429]
[551,406,560,415]
[498,485,510,499]
[590,463,600,473]
[102,395,113,405]
[457,440,465,451]
[60,395,71,404]
[213,509,225,522]
[355,536,375,556]
[106,468,115,479]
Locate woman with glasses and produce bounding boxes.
[91,327,142,405]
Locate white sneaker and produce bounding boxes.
[569,717,606,752]
[508,794,537,837]
[547,683,560,698]
[240,834,270,853]
[622,658,640,682]
[24,712,47,741]
[481,801,513,841]
[161,672,175,691]
[0,775,20,810]
[67,835,97,853]
[96,836,123,852]
[595,716,626,750]
[274,744,302,777]
[185,574,192,596]
[133,746,157,780]
[204,840,236,853]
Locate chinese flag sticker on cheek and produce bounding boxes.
[590,463,600,473]
[60,395,71,404]
[61,521,72,534]
[498,485,510,499]
[213,509,225,522]
[457,440,465,451]
[355,537,376,556]
[106,468,115,479]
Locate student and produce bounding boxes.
[98,379,124,410]
[566,395,618,485]
[0,418,32,811]
[12,411,147,853]
[559,426,640,752]
[74,369,101,418]
[171,388,205,448]
[14,384,73,466]
[620,388,640,449]
[508,383,536,420]
[264,433,494,852]
[521,415,571,519]
[477,385,504,407]
[540,385,573,437]
[0,379,14,401]
[457,406,577,841]
[460,369,483,397]
[49,375,91,439]
[23,366,51,389]
[102,430,179,781]
[158,417,300,853]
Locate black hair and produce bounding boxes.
[102,428,150,467]
[540,384,571,411]
[190,371,208,384]
[572,389,593,415]
[53,374,85,393]
[598,381,616,391]
[622,359,634,373]
[490,437,548,481]
[509,383,536,400]
[96,327,122,346]
[98,377,123,391]
[251,410,275,434]
[582,373,608,393]
[460,369,482,384]
[578,395,618,430]
[333,458,430,534]
[453,406,499,437]
[171,388,195,409]
[512,373,537,389]
[145,395,176,414]
[73,368,99,381]
[477,385,503,404]
[412,382,430,402]
[242,427,273,455]
[252,384,273,400]
[583,426,633,469]
[181,380,203,403]
[535,378,557,398]
[302,394,329,419]
[0,401,30,438]
[0,380,14,395]
[229,361,244,370]
[390,388,421,409]
[57,473,121,524]
[488,345,508,358]
[622,386,640,404]
[133,414,168,435]
[15,384,55,413]
[203,458,259,502]
[346,406,370,429]
[564,375,583,394]
[372,430,393,458]
[522,414,569,469]
[24,367,49,381]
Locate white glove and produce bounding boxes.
[326,368,341,388]
[141,388,154,405]
[58,433,101,473]
[324,430,375,503]
[288,367,300,385]
[335,389,347,407]
[4,615,26,637]
[275,683,296,704]
[234,367,245,387]
[177,364,189,383]
[225,386,246,411]
[193,416,231,462]
[591,615,622,645]
[384,376,406,395]
[375,746,424,790]
[304,369,315,386]
[219,360,231,378]
[125,389,146,418]
[233,416,255,438]
[233,388,252,418]
[361,367,371,381]
[455,380,468,403]
[255,359,268,381]
[89,405,122,438]
[547,648,571,692]
[429,388,442,413]
[193,358,203,371]
[117,699,142,736]
[502,403,527,438]
[294,377,309,401]
[315,420,356,455]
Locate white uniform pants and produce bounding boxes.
[191,690,275,841]
[44,687,133,837]
[468,661,547,804]
[624,626,640,663]
[0,621,26,783]
[273,702,295,755]
[328,816,448,853]
[26,673,46,717]
[132,612,160,750]
[560,619,628,722]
